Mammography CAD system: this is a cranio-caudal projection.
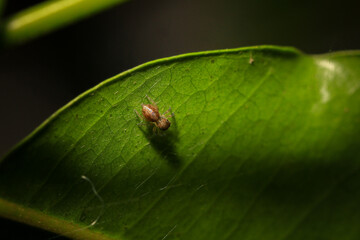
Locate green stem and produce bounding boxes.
[0,0,5,17]
[2,0,129,46]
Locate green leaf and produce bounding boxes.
[2,0,129,46]
[1,46,360,240]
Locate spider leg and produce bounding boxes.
[134,109,143,119]
[162,107,174,118]
[134,109,147,126]
[152,123,160,135]
[145,95,158,107]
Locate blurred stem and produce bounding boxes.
[2,0,129,46]
[0,0,5,17]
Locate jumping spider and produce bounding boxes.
[135,95,173,133]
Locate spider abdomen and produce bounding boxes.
[142,104,160,122]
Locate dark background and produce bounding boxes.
[1,0,360,239]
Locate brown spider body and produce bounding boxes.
[136,96,172,132]
[142,104,160,122]
[156,117,171,130]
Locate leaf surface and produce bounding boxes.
[0,46,360,240]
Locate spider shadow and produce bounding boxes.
[138,115,181,169]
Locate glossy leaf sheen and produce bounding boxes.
[0,46,360,240]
